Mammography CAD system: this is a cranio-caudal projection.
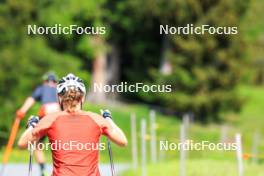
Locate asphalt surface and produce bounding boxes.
[0,163,130,176]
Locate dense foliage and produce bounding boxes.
[0,0,261,139]
[108,0,250,120]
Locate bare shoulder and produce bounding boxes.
[41,111,65,122]
[80,110,106,126]
[81,111,103,119]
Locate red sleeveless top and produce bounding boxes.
[32,111,107,176]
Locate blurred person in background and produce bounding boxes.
[16,72,61,176]
[18,73,127,176]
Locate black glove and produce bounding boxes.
[100,109,112,119]
[27,115,39,128]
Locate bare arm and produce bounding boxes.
[18,114,52,149]
[81,111,128,147]
[19,97,35,113]
[103,118,128,147]
[17,127,39,149]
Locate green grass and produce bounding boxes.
[120,85,264,175]
[235,86,264,132]
[224,86,264,153]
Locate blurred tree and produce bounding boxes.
[107,0,250,121]
[35,0,110,102]
[240,0,264,85]
[0,0,90,140]
[0,0,256,141]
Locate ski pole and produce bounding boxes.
[107,138,116,176]
[26,116,39,176]
[0,117,21,176]
[100,109,116,176]
[28,127,34,176]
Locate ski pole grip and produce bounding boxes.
[100,109,112,119]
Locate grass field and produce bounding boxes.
[121,85,264,175]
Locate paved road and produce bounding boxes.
[0,163,130,176]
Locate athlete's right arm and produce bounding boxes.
[102,118,128,147]
[85,111,128,147]
[88,111,128,146]
[97,110,128,147]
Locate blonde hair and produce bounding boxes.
[60,89,83,112]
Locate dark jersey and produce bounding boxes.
[32,84,58,105]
